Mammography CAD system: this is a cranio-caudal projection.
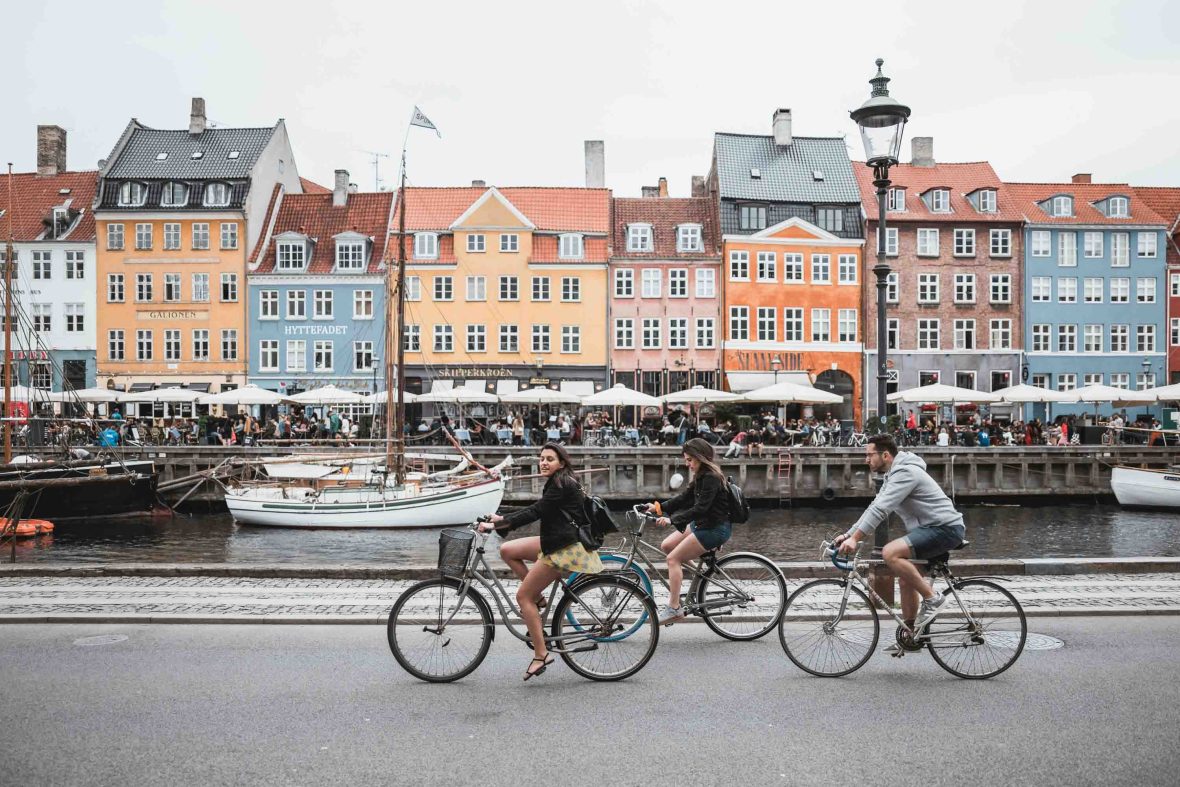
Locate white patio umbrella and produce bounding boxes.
[1142,382,1180,402]
[580,383,662,408]
[1070,384,1153,407]
[741,381,843,405]
[499,387,582,404]
[287,385,368,405]
[121,386,205,404]
[887,383,1001,404]
[993,384,1079,404]
[199,384,290,407]
[2,385,48,403]
[44,387,123,403]
[415,387,499,404]
[661,385,742,404]
[362,390,418,404]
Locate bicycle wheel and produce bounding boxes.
[926,579,1026,680]
[550,575,659,682]
[566,553,653,641]
[696,553,786,641]
[778,579,879,677]
[387,578,494,683]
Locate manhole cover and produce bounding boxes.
[73,634,128,647]
[1022,633,1065,651]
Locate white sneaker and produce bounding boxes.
[915,592,948,630]
[656,605,685,625]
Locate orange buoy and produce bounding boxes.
[6,519,53,537]
[33,520,54,534]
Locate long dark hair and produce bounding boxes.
[540,441,578,487]
[682,437,724,483]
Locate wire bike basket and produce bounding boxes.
[438,529,475,576]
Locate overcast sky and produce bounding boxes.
[4,0,1178,197]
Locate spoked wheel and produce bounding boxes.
[387,578,493,683]
[550,575,659,682]
[696,553,786,641]
[925,579,1026,679]
[566,553,654,641]
[778,579,879,677]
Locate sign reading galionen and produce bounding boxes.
[136,310,209,321]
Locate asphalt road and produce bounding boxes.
[2,618,1178,787]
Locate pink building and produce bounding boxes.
[609,189,722,396]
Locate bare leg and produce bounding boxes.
[666,531,708,611]
[517,561,561,662]
[883,538,933,625]
[499,536,541,582]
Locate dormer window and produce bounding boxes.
[558,233,584,259]
[627,224,653,252]
[930,189,950,212]
[414,232,439,259]
[977,189,997,213]
[161,182,188,207]
[227,151,240,160]
[48,207,73,239]
[1108,196,1129,218]
[887,188,906,212]
[335,240,366,271]
[117,182,147,207]
[203,182,231,207]
[276,240,307,271]
[1052,196,1073,217]
[677,224,702,253]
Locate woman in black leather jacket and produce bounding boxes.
[481,442,602,680]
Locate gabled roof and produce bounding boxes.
[713,133,860,204]
[449,187,536,230]
[252,191,394,275]
[392,187,611,233]
[103,120,278,179]
[1133,186,1180,235]
[612,197,720,259]
[856,162,1021,223]
[300,177,331,194]
[0,170,98,242]
[1005,182,1168,226]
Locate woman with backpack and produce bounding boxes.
[480,442,602,680]
[644,437,732,625]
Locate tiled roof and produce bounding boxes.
[856,162,1022,223]
[611,197,720,259]
[253,191,394,274]
[531,235,609,263]
[713,133,860,203]
[1134,186,1180,234]
[1004,182,1168,226]
[300,177,331,194]
[104,121,277,179]
[95,179,249,211]
[0,170,98,242]
[392,187,612,233]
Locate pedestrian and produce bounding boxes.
[724,429,747,458]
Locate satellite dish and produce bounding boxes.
[669,472,685,490]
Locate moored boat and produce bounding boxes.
[0,457,159,521]
[1111,465,1180,510]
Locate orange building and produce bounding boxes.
[722,218,865,423]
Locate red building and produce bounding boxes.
[1134,187,1180,384]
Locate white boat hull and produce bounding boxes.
[1111,466,1180,509]
[224,477,505,528]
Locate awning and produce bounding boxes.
[461,379,486,392]
[186,383,212,393]
[726,371,810,393]
[128,383,153,392]
[496,379,520,396]
[429,380,455,393]
[560,380,595,397]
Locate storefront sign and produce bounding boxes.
[7,350,49,360]
[431,366,517,378]
[528,377,550,386]
[732,352,807,371]
[137,310,208,321]
[284,325,349,336]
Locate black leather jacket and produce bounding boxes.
[660,472,729,531]
[498,473,585,554]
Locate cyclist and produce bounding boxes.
[480,442,602,680]
[836,434,966,635]
[644,438,732,625]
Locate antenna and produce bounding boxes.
[360,150,392,191]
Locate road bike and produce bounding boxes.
[844,430,867,448]
[388,519,659,683]
[568,506,787,641]
[778,540,1026,679]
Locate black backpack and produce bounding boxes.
[726,475,751,524]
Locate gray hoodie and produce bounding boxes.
[849,452,965,537]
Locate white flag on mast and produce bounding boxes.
[410,106,441,137]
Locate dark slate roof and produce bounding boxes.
[104,122,277,179]
[96,179,249,211]
[714,133,860,204]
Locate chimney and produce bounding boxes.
[333,169,349,207]
[911,137,935,167]
[641,186,659,198]
[772,108,792,147]
[584,140,605,188]
[657,177,668,198]
[36,125,67,176]
[691,175,706,198]
[189,97,207,135]
[471,179,486,187]
[1071,173,1092,184]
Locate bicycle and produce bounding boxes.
[844,431,867,448]
[778,539,1026,679]
[569,506,787,641]
[387,519,660,683]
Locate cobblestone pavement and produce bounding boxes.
[1,572,1178,622]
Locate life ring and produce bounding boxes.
[821,488,837,502]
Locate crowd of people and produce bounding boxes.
[895,409,1170,447]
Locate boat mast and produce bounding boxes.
[392,154,408,485]
[3,164,13,464]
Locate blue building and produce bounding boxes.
[1008,178,1169,418]
[247,172,392,400]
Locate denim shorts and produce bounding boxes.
[690,521,733,551]
[903,524,966,560]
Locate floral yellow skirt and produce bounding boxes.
[538,542,603,574]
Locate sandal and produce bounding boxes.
[523,655,554,681]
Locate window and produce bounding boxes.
[1110,278,1130,303]
[876,227,899,256]
[559,234,583,259]
[1173,273,1180,297]
[1052,196,1072,217]
[405,276,421,301]
[414,233,438,259]
[277,242,305,270]
[220,273,238,302]
[1058,324,1077,352]
[738,205,766,230]
[990,274,1011,304]
[192,223,210,250]
[1057,373,1077,392]
[311,339,331,370]
[989,229,1011,257]
[1173,318,1180,348]
[783,253,803,283]
[729,306,749,341]
[920,371,941,387]
[259,340,278,372]
[640,318,662,348]
[677,225,702,252]
[816,208,843,232]
[838,309,857,342]
[1084,278,1103,303]
[614,318,634,349]
[756,307,776,341]
[1059,232,1077,266]
[135,223,153,250]
[500,324,519,353]
[1084,324,1103,353]
[954,273,976,304]
[953,228,975,256]
[1111,233,1130,267]
[499,233,519,253]
[1031,230,1051,256]
[1137,325,1156,352]
[466,275,487,301]
[838,254,857,284]
[695,268,716,297]
[31,251,51,279]
[135,273,153,302]
[729,250,749,280]
[990,319,1012,349]
[783,308,803,342]
[627,224,653,252]
[756,252,776,282]
[1084,373,1103,387]
[466,234,486,253]
[286,290,306,319]
[434,325,453,352]
[203,183,231,206]
[930,189,950,212]
[1084,232,1103,258]
[1138,232,1158,258]
[191,273,209,303]
[466,324,486,353]
[257,290,278,320]
[220,223,238,250]
[402,326,420,353]
[887,188,906,211]
[136,329,153,361]
[336,242,364,270]
[1111,373,1129,389]
[32,303,51,332]
[192,330,209,361]
[62,250,83,280]
[886,272,899,303]
[918,319,940,349]
[811,254,831,284]
[532,324,550,353]
[669,269,687,298]
[108,330,125,361]
[531,276,550,301]
[313,290,333,319]
[163,330,181,362]
[1032,324,1051,352]
[216,329,237,362]
[163,223,181,250]
[1058,277,1077,303]
[978,190,997,213]
[65,303,84,333]
[953,319,975,349]
[164,273,181,302]
[887,318,899,350]
[918,273,939,304]
[641,269,662,297]
[614,269,633,297]
[107,223,124,250]
[108,274,125,302]
[286,341,307,371]
[1137,278,1157,303]
[353,341,374,372]
[668,318,688,349]
[1031,373,1049,389]
[1137,372,1156,391]
[561,326,580,353]
[433,276,453,301]
[811,308,831,342]
[1111,325,1129,353]
[695,318,715,348]
[561,277,580,302]
[353,289,373,319]
[118,182,147,207]
[1108,196,1129,218]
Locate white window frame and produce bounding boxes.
[783,253,803,283]
[203,183,231,207]
[559,233,584,259]
[313,289,334,320]
[1031,324,1051,353]
[989,229,1011,257]
[106,223,125,250]
[838,309,857,343]
[1031,230,1051,257]
[810,308,831,342]
[756,251,776,282]
[1136,278,1157,304]
[163,222,181,250]
[1057,277,1077,304]
[1084,324,1103,353]
[695,317,715,349]
[353,341,374,373]
[627,224,653,252]
[614,269,634,298]
[561,276,581,302]
[532,324,551,353]
[353,289,374,320]
[433,276,453,302]
[886,272,899,304]
[1058,324,1077,352]
[465,324,487,354]
[917,273,939,304]
[163,273,182,302]
[220,222,238,250]
[311,339,332,371]
[641,269,662,298]
[953,318,976,350]
[729,306,749,341]
[729,250,749,280]
[676,225,702,252]
[220,272,238,302]
[1084,231,1104,258]
[1052,196,1072,217]
[108,329,125,361]
[668,317,688,349]
[532,276,550,302]
[930,189,950,212]
[838,254,858,285]
[783,308,804,342]
[414,233,438,260]
[1111,232,1130,267]
[1058,232,1077,267]
[404,276,421,301]
[954,273,976,304]
[916,228,939,257]
[990,274,1011,304]
[1108,196,1129,218]
[953,228,976,256]
[335,241,365,270]
[1110,277,1130,303]
[1083,277,1103,304]
[192,329,210,362]
[669,268,688,298]
[118,182,147,207]
[989,319,1012,350]
[695,268,716,298]
[1138,232,1158,258]
[499,233,519,253]
[918,319,940,350]
[286,290,306,320]
[466,233,486,253]
[756,307,776,342]
[433,325,454,353]
[466,275,487,302]
[499,324,519,353]
[977,190,997,213]
[276,241,306,271]
[810,254,831,284]
[286,340,307,372]
[1110,325,1129,353]
[614,318,635,349]
[561,325,580,354]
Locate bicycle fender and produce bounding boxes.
[710,551,787,580]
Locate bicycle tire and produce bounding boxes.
[926,579,1026,680]
[566,553,654,640]
[387,578,494,683]
[778,579,879,677]
[550,574,659,682]
[697,552,786,641]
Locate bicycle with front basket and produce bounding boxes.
[387,518,660,683]
[778,539,1026,679]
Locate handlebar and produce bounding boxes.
[820,539,858,572]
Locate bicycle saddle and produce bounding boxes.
[925,540,969,566]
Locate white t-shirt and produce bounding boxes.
[937,431,950,447]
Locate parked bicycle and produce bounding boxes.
[844,430,867,448]
[778,539,1026,679]
[388,519,660,683]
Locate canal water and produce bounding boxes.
[6,503,1179,565]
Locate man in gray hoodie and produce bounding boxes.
[837,434,966,632]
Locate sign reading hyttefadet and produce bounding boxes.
[284,325,349,336]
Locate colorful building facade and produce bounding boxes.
[1133,187,1180,386]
